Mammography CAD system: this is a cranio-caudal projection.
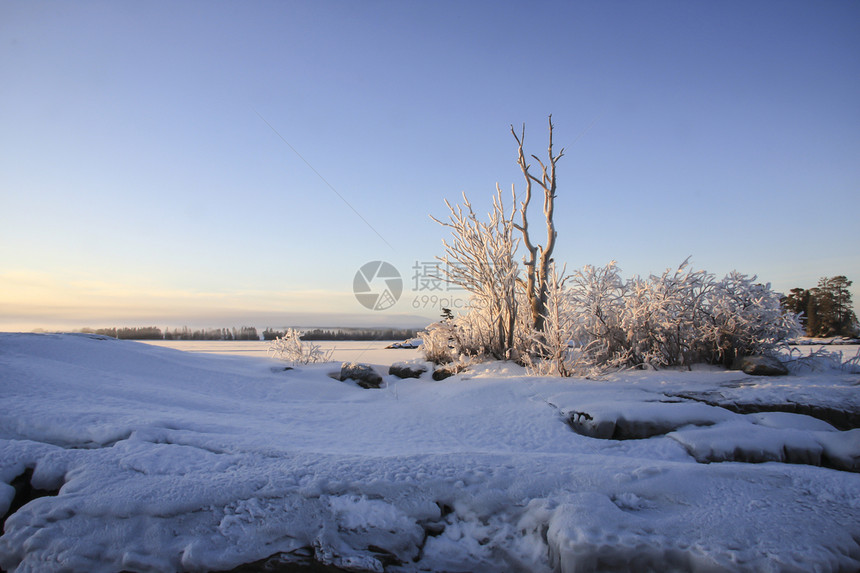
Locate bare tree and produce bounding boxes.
[431,187,520,359]
[511,115,565,333]
[429,116,564,363]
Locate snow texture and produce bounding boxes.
[1,333,859,572]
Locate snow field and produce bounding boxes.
[0,333,858,572]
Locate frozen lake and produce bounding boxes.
[139,339,422,365]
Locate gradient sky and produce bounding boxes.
[1,0,858,331]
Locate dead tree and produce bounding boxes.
[512,115,565,333]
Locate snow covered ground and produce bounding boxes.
[140,340,422,364]
[1,333,858,572]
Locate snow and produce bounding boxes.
[140,339,423,365]
[1,333,859,572]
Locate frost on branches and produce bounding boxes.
[560,260,800,372]
[522,263,580,377]
[268,329,334,365]
[430,188,520,360]
[422,259,800,376]
[419,300,516,365]
[424,117,799,375]
[700,270,802,367]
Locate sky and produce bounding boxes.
[1,0,858,331]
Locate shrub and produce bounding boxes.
[268,329,333,365]
[698,271,801,367]
[524,260,801,374]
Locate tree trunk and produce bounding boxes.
[512,115,564,334]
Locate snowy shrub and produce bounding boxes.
[783,346,860,374]
[567,261,630,369]
[532,260,802,374]
[698,271,801,366]
[420,321,456,365]
[421,300,506,364]
[620,260,714,368]
[846,347,860,373]
[523,264,579,376]
[434,258,800,376]
[268,328,333,365]
[432,189,520,360]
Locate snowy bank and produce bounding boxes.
[1,333,858,572]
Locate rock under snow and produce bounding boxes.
[734,355,789,376]
[388,361,428,379]
[431,364,458,381]
[339,362,383,389]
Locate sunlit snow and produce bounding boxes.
[1,333,858,572]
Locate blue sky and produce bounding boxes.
[1,0,858,330]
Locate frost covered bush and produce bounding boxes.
[268,328,333,365]
[566,261,630,369]
[698,271,801,367]
[522,264,581,376]
[432,190,520,360]
[615,262,797,370]
[521,260,801,375]
[420,300,509,365]
[619,261,713,368]
[431,258,800,375]
[420,321,456,364]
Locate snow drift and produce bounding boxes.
[1,333,858,572]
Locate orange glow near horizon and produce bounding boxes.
[0,270,399,331]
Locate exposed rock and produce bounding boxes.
[431,366,458,381]
[339,363,383,389]
[388,362,427,379]
[429,361,472,381]
[734,355,789,376]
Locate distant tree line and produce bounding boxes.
[81,326,165,340]
[80,326,260,340]
[79,326,419,341]
[262,328,284,340]
[262,328,418,341]
[164,326,260,340]
[781,276,858,338]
